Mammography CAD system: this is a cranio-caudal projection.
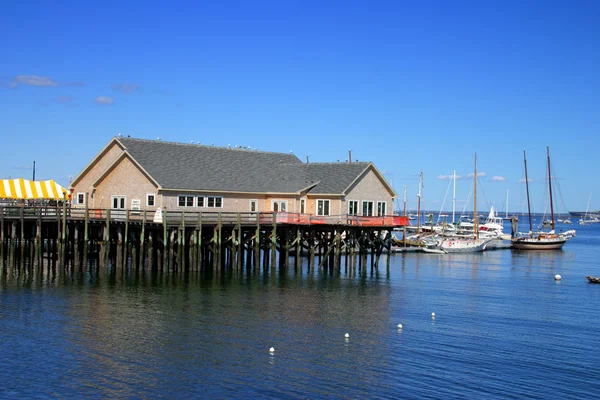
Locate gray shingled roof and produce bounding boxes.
[303,162,371,194]
[117,137,379,195]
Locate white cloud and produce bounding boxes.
[492,176,506,181]
[437,174,464,180]
[95,96,114,105]
[466,172,487,178]
[112,83,140,94]
[518,178,533,183]
[16,75,59,87]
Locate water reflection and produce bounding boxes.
[1,227,599,399]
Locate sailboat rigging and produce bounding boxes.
[512,146,572,250]
[438,153,489,253]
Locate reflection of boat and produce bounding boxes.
[422,247,447,254]
[512,147,570,250]
[586,276,600,284]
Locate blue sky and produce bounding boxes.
[1,0,598,214]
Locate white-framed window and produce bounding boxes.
[348,200,359,215]
[207,196,223,208]
[377,201,387,216]
[300,198,306,214]
[111,195,126,210]
[146,194,155,207]
[76,192,86,205]
[197,196,205,207]
[272,200,287,212]
[362,201,374,216]
[178,195,194,207]
[250,199,258,213]
[317,199,330,216]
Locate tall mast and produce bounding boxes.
[547,146,555,231]
[506,189,509,218]
[474,154,478,238]
[452,170,456,224]
[403,185,407,216]
[524,150,533,237]
[417,171,423,232]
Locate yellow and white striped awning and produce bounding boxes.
[0,178,69,200]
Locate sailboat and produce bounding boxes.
[439,154,489,253]
[512,147,570,250]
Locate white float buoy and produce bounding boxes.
[554,274,562,281]
[344,333,350,338]
[269,347,275,353]
[431,312,436,318]
[397,323,403,329]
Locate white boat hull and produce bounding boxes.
[439,238,488,253]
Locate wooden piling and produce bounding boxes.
[116,227,123,270]
[162,209,168,271]
[237,214,243,271]
[140,210,147,270]
[148,231,153,270]
[169,229,176,272]
[83,194,89,265]
[180,211,185,272]
[271,213,277,269]
[74,225,80,269]
[217,212,223,271]
[20,207,25,270]
[105,209,111,268]
[10,221,16,268]
[0,207,4,269]
[254,215,260,272]
[124,210,130,268]
[36,212,42,268]
[197,213,202,271]
[60,201,67,269]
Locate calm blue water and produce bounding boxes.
[1,224,599,399]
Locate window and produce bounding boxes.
[178,195,194,207]
[317,199,330,216]
[250,200,258,212]
[377,201,387,216]
[362,201,374,216]
[147,194,155,206]
[272,200,287,212]
[348,200,358,215]
[300,199,306,214]
[112,196,126,209]
[197,196,205,207]
[207,197,223,208]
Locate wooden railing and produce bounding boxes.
[0,206,409,227]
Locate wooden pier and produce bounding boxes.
[0,204,409,275]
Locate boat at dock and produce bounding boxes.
[512,147,572,250]
[439,154,488,253]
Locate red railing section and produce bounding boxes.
[0,206,409,227]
